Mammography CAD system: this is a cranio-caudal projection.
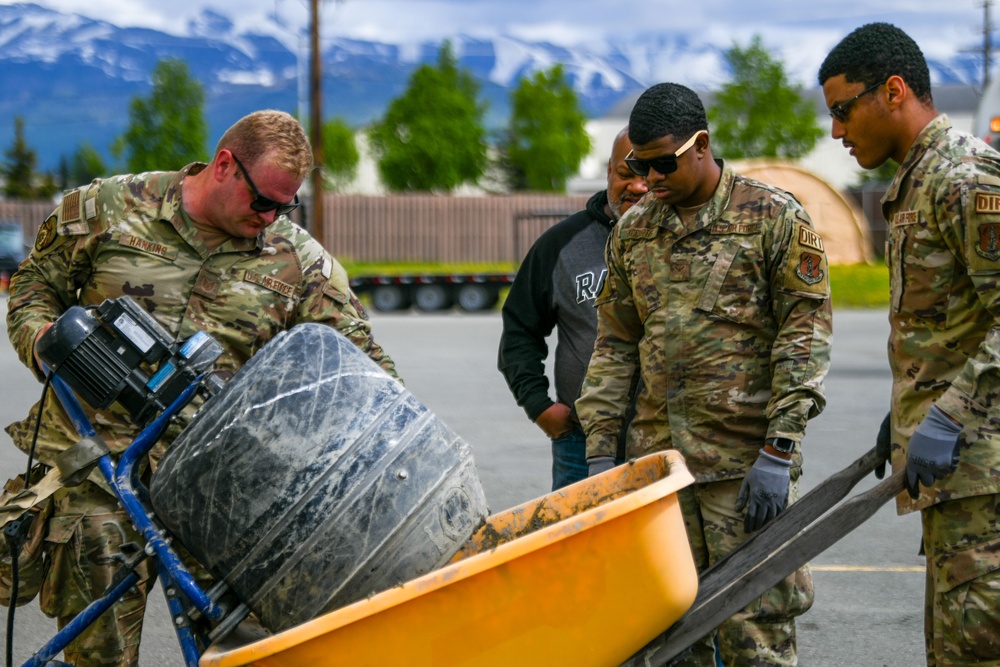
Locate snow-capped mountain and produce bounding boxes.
[0,2,985,171]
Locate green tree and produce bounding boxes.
[322,117,360,191]
[1,116,39,199]
[368,42,488,192]
[69,142,108,186]
[504,65,591,191]
[114,58,208,173]
[35,172,58,200]
[707,35,822,159]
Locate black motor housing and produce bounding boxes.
[36,296,223,424]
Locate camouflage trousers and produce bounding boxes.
[921,493,1000,667]
[676,478,813,667]
[42,481,154,667]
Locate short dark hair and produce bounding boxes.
[818,23,932,103]
[628,83,708,146]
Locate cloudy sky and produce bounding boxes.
[16,0,989,72]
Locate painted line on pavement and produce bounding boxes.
[810,564,923,573]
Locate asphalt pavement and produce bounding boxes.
[0,305,924,666]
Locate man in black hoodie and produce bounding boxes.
[498,127,648,490]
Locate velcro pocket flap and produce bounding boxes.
[935,534,1000,594]
[44,515,83,545]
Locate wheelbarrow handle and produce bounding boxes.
[623,447,905,667]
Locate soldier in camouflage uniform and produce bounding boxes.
[3,110,399,666]
[820,23,1000,667]
[575,83,832,666]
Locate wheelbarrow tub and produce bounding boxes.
[200,450,698,667]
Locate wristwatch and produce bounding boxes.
[765,437,796,455]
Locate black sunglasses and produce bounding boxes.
[828,80,886,123]
[231,153,301,217]
[625,130,707,177]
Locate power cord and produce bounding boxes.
[5,373,52,667]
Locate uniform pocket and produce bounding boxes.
[39,514,87,617]
[696,242,768,327]
[935,535,1000,660]
[888,214,952,324]
[0,499,53,606]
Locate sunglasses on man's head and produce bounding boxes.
[625,130,707,177]
[231,153,301,217]
[828,80,886,123]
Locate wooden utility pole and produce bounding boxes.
[982,0,994,89]
[310,0,325,248]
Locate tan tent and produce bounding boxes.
[731,160,874,265]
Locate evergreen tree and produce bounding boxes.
[368,42,488,192]
[505,65,591,192]
[1,117,39,199]
[70,142,109,187]
[708,35,822,159]
[322,117,360,191]
[57,155,70,191]
[114,58,208,173]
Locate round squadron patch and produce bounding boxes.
[34,215,57,251]
[795,252,826,285]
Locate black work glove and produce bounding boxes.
[736,449,792,533]
[587,456,615,477]
[875,411,891,479]
[905,405,962,499]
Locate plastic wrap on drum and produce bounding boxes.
[149,324,489,632]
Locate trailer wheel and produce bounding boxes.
[371,286,411,312]
[414,285,453,311]
[456,284,499,312]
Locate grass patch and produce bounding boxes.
[341,260,517,276]
[829,262,889,309]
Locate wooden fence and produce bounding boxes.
[0,194,594,264]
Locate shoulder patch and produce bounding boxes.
[34,215,57,251]
[61,191,81,223]
[797,225,824,252]
[975,223,1000,261]
[975,192,1000,214]
[784,222,830,296]
[795,252,826,285]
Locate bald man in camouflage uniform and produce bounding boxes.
[822,24,1000,666]
[576,83,831,666]
[3,110,398,666]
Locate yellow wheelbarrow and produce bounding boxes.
[202,446,901,667]
[200,449,699,667]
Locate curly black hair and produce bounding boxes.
[628,83,708,146]
[818,23,932,103]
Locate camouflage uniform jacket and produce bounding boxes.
[882,114,1000,514]
[576,161,832,482]
[5,164,399,468]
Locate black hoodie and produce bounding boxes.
[498,190,614,423]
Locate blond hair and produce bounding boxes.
[216,110,313,180]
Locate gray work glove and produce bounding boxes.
[905,405,962,499]
[587,456,616,477]
[736,449,792,533]
[875,411,891,479]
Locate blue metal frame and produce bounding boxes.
[20,374,224,667]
